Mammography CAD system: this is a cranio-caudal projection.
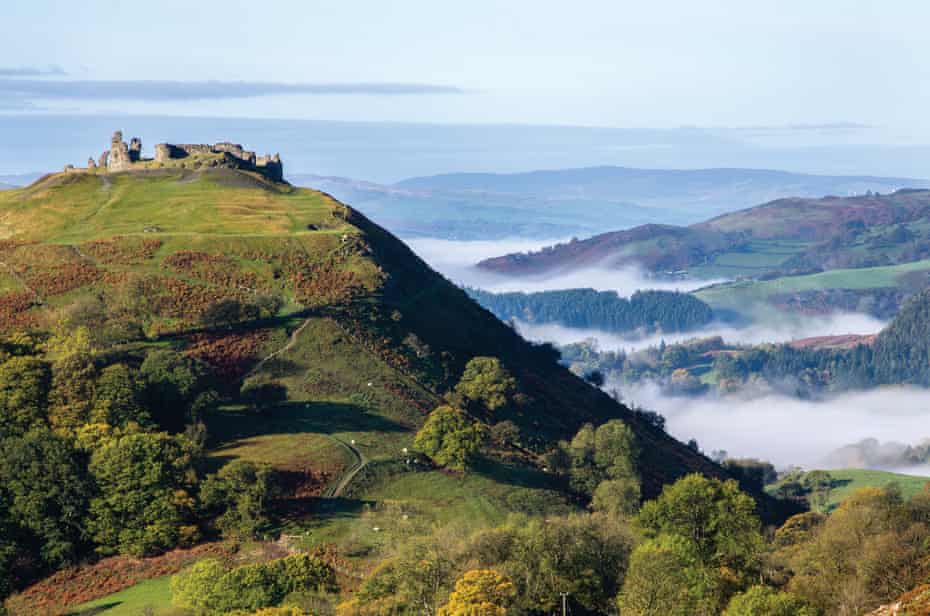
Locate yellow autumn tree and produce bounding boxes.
[439,569,516,616]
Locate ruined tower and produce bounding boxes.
[107,131,132,171]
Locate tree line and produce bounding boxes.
[468,288,714,334]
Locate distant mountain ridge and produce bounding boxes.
[478,188,930,279]
[294,166,927,240]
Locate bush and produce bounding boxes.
[171,554,335,615]
[723,585,818,616]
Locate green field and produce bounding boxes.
[822,468,929,509]
[689,239,813,278]
[67,577,177,616]
[695,258,930,310]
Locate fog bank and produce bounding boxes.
[404,237,721,297]
[622,382,930,473]
[514,311,886,352]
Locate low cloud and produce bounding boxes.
[0,78,464,105]
[514,311,886,352]
[405,237,721,297]
[622,382,930,473]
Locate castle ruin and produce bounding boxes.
[68,131,284,182]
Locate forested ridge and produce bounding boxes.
[468,288,714,334]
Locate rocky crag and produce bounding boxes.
[65,131,284,182]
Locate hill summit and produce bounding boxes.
[63,131,284,182]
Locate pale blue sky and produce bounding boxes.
[4,0,930,136]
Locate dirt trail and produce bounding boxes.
[246,316,314,378]
[322,438,368,498]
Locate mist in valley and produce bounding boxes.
[513,311,887,352]
[621,382,930,475]
[405,237,722,296]
[407,236,926,473]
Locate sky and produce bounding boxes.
[3,0,930,137]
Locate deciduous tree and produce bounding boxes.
[414,406,485,471]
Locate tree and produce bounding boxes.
[722,458,778,492]
[140,349,213,432]
[455,357,517,413]
[617,536,716,616]
[47,352,97,433]
[723,586,818,616]
[637,474,763,574]
[91,363,150,427]
[801,470,833,511]
[200,299,248,328]
[200,460,277,539]
[240,380,288,413]
[489,420,520,448]
[0,357,51,438]
[563,420,639,496]
[346,528,466,615]
[414,406,485,471]
[591,478,641,517]
[88,432,197,556]
[0,503,22,601]
[438,569,516,616]
[472,514,633,614]
[0,430,92,567]
[170,558,228,613]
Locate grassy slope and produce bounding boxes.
[822,469,929,509]
[3,168,791,612]
[694,259,930,311]
[765,469,929,515]
[67,577,177,616]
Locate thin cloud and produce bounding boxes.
[0,65,66,77]
[0,79,465,103]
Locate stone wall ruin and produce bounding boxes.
[69,131,285,183]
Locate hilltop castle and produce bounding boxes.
[69,131,284,182]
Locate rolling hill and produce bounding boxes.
[478,188,930,278]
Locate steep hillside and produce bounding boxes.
[478,189,930,280]
[0,166,743,504]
